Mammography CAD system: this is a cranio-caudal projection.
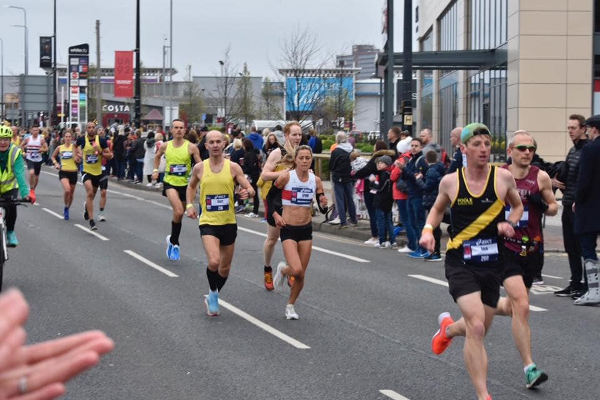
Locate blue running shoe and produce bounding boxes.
[525,364,548,389]
[408,249,426,259]
[394,226,404,236]
[205,291,220,316]
[6,231,18,247]
[421,250,431,258]
[171,244,180,261]
[64,207,69,220]
[166,235,174,260]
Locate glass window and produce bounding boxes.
[470,0,508,50]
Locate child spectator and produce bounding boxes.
[415,150,446,261]
[369,155,396,249]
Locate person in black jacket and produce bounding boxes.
[329,132,357,227]
[242,138,261,217]
[368,155,396,248]
[112,128,127,180]
[553,114,590,298]
[573,114,600,305]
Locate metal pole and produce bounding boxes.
[52,0,57,126]
[169,0,173,128]
[0,38,3,120]
[162,38,167,130]
[134,0,141,128]
[24,11,28,76]
[383,0,394,140]
[96,20,101,126]
[401,0,413,135]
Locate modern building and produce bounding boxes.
[413,0,594,161]
[336,45,381,80]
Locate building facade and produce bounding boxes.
[415,0,594,161]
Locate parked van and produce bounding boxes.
[250,120,314,133]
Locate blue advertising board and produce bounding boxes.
[286,76,354,112]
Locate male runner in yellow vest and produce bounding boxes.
[185,130,254,316]
[152,119,201,261]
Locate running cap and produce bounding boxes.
[461,123,491,144]
[584,114,600,129]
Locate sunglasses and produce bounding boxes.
[514,145,536,152]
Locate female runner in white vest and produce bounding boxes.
[271,145,328,320]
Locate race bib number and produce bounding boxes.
[61,151,73,159]
[505,205,528,228]
[463,238,499,263]
[85,154,98,164]
[206,194,229,212]
[169,164,187,176]
[291,187,313,206]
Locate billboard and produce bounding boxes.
[39,37,52,69]
[68,43,89,125]
[114,51,134,98]
[286,76,354,112]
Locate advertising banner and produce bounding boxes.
[285,76,354,112]
[39,37,52,69]
[114,51,134,98]
[68,43,89,125]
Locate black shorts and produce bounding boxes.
[280,223,313,242]
[199,224,237,246]
[503,249,543,288]
[82,173,102,188]
[99,171,109,190]
[26,160,42,175]
[445,261,503,308]
[162,182,187,203]
[59,170,78,185]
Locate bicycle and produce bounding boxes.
[0,198,28,291]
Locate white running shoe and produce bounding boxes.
[98,211,106,222]
[285,304,299,320]
[328,217,341,225]
[146,182,154,187]
[397,245,412,253]
[273,261,286,291]
[379,241,391,249]
[364,237,378,245]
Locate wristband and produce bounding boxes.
[153,169,159,173]
[423,224,433,231]
[185,203,193,210]
[507,220,518,229]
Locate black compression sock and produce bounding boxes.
[216,273,228,292]
[206,268,219,292]
[264,265,272,272]
[171,221,182,245]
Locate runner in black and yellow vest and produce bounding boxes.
[152,119,201,261]
[186,130,254,316]
[75,122,112,231]
[11,126,21,147]
[419,123,524,400]
[50,129,81,220]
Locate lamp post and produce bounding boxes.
[0,38,3,120]
[5,6,28,76]
[338,60,345,130]
[219,60,226,126]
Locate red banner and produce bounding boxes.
[114,51,134,98]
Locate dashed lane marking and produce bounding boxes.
[42,207,64,220]
[541,273,563,279]
[205,295,310,350]
[74,224,110,241]
[237,226,370,263]
[408,274,548,312]
[379,390,410,400]
[124,250,178,277]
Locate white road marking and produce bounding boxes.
[42,207,64,220]
[124,250,178,277]
[379,390,410,400]
[541,273,562,279]
[145,200,172,210]
[237,226,370,263]
[408,275,547,312]
[74,224,110,241]
[206,295,310,349]
[106,189,144,200]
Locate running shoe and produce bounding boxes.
[98,211,106,222]
[83,201,89,220]
[424,252,443,262]
[408,249,427,259]
[205,291,220,316]
[525,364,548,389]
[64,207,69,220]
[327,217,341,225]
[264,269,274,291]
[273,261,286,291]
[89,219,97,231]
[379,241,391,249]
[171,244,180,261]
[397,245,413,253]
[431,312,454,355]
[6,231,18,247]
[260,218,267,223]
[287,275,295,288]
[166,235,174,260]
[554,284,578,297]
[285,304,299,320]
[364,237,378,245]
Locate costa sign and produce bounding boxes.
[102,104,130,113]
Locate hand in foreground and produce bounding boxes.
[274,213,286,228]
[186,205,198,220]
[497,221,515,237]
[419,230,435,253]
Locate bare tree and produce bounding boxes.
[211,46,238,125]
[230,62,255,129]
[259,77,282,120]
[180,65,205,125]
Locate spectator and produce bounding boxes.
[247,126,264,152]
[329,131,358,228]
[353,140,395,245]
[446,127,464,174]
[402,138,429,259]
[387,126,402,158]
[197,126,210,160]
[272,124,285,146]
[263,133,281,158]
[230,138,245,165]
[391,147,415,253]
[308,129,323,154]
[369,155,396,248]
[154,132,166,187]
[420,128,451,169]
[113,127,127,180]
[415,150,445,261]
[242,138,261,218]
[143,131,157,186]
[396,129,413,154]
[131,130,146,183]
[554,114,590,298]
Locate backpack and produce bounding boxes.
[242,149,261,177]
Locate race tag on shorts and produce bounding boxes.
[291,187,313,205]
[206,194,229,212]
[169,164,187,176]
[463,237,499,263]
[505,205,528,228]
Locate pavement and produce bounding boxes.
[114,176,567,252]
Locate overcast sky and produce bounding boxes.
[0,0,405,80]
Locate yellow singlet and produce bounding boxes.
[164,140,191,187]
[199,159,236,226]
[59,143,77,171]
[82,135,102,176]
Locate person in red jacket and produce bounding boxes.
[390,150,415,253]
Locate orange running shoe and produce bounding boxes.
[431,312,454,355]
[264,270,274,291]
[287,275,295,288]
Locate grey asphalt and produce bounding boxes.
[5,167,599,400]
